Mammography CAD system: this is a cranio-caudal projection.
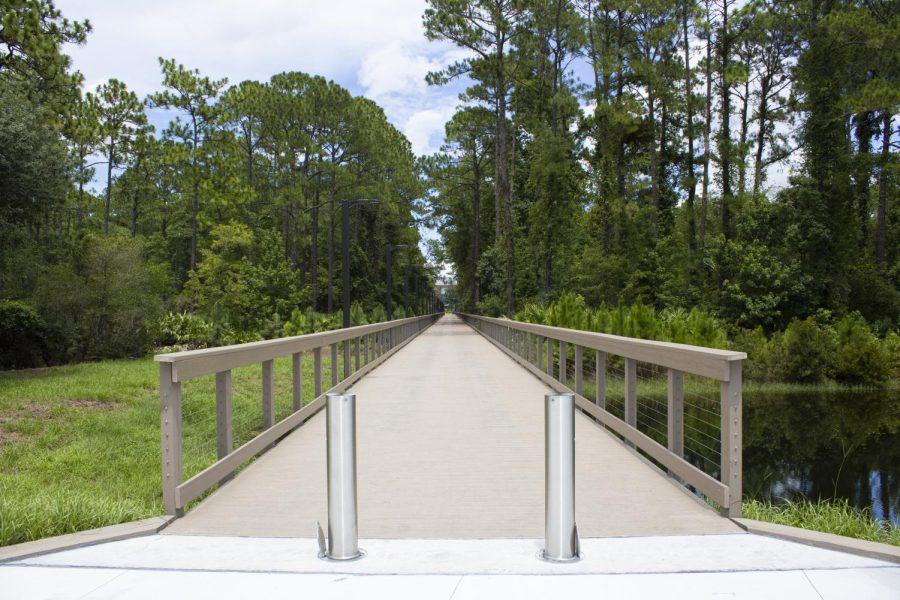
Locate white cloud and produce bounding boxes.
[56,0,466,156]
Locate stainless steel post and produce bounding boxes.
[543,391,579,562]
[324,392,361,560]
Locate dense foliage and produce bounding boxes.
[0,1,437,369]
[517,293,897,384]
[423,0,898,348]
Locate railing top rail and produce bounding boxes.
[459,313,745,381]
[155,314,437,382]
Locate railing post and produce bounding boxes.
[667,369,684,460]
[624,358,637,442]
[595,351,606,409]
[160,362,182,516]
[331,344,339,386]
[558,340,567,384]
[314,347,323,398]
[546,338,553,375]
[343,339,351,380]
[574,345,583,395]
[262,359,274,429]
[216,370,233,459]
[537,336,544,370]
[354,338,360,372]
[543,391,579,562]
[721,361,743,517]
[292,352,303,412]
[324,392,361,560]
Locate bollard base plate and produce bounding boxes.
[538,549,582,563]
[318,548,366,562]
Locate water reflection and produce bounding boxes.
[742,387,899,525]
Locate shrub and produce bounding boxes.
[832,314,891,384]
[767,318,836,383]
[368,304,387,323]
[350,301,368,326]
[0,300,52,369]
[155,312,214,350]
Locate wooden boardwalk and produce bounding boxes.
[165,314,740,539]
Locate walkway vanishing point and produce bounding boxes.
[1,315,898,599]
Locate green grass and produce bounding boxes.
[743,499,900,546]
[0,352,343,547]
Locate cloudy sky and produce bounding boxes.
[57,0,466,157]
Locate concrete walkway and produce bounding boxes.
[3,534,898,599]
[165,314,737,538]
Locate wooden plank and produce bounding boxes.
[262,359,274,429]
[215,371,233,459]
[159,363,182,516]
[331,344,338,386]
[574,345,583,395]
[558,340,567,384]
[667,369,684,458]
[596,350,606,409]
[469,324,729,507]
[292,352,302,412]
[546,338,553,375]
[459,314,744,381]
[155,315,436,381]
[175,319,433,509]
[721,360,743,517]
[624,358,637,429]
[313,347,322,398]
[354,338,360,372]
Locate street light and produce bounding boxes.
[341,198,379,378]
[386,243,409,320]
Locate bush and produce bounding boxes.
[155,312,214,350]
[766,318,837,383]
[832,314,891,384]
[0,300,53,369]
[368,304,387,323]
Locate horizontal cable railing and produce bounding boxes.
[156,314,441,515]
[458,313,745,518]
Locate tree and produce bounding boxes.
[0,0,89,105]
[425,0,524,314]
[150,58,227,270]
[94,79,146,234]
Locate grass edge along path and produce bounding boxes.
[0,354,338,547]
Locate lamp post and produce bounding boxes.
[341,199,379,378]
[385,244,408,320]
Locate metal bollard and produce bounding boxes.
[321,392,362,560]
[542,392,580,562]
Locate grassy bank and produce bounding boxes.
[743,499,900,546]
[0,355,335,547]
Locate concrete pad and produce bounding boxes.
[13,534,893,575]
[804,567,900,600]
[165,315,738,539]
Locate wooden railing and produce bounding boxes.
[459,313,746,518]
[155,314,440,515]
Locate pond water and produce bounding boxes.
[741,387,899,525]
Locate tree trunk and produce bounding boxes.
[682,3,697,251]
[472,157,481,308]
[875,110,891,266]
[327,187,336,313]
[700,0,713,246]
[853,112,874,246]
[311,183,320,311]
[738,76,750,196]
[104,140,114,235]
[752,77,771,196]
[718,0,733,241]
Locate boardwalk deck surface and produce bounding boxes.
[166,314,739,538]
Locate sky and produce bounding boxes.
[57,0,466,157]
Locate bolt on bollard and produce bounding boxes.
[542,391,580,562]
[319,392,363,561]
